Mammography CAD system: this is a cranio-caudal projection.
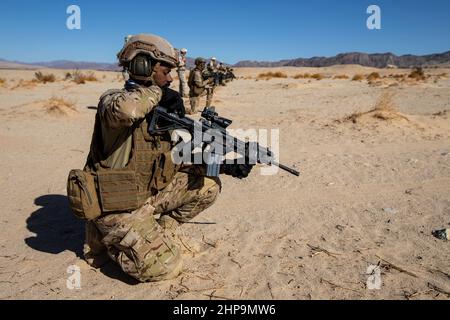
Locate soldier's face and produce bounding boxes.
[153,64,173,88]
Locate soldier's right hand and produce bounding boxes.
[159,87,186,117]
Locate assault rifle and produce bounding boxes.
[148,106,300,177]
[202,70,221,86]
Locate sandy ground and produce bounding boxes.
[0,66,449,300]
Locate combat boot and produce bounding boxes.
[83,221,110,268]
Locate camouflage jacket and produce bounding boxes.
[93,85,163,169]
[188,68,210,96]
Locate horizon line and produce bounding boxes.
[2,49,450,66]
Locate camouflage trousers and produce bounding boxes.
[189,88,213,114]
[84,167,221,282]
[177,69,189,98]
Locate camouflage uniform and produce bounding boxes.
[177,50,189,98]
[188,66,212,114]
[84,86,221,282]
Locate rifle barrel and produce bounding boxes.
[272,161,300,176]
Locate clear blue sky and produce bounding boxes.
[1,0,449,64]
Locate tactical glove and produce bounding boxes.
[221,163,254,179]
[159,87,186,117]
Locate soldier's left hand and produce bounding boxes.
[222,163,254,179]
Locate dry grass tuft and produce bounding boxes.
[44,97,78,116]
[293,73,315,79]
[34,71,56,83]
[293,73,306,79]
[343,92,409,124]
[367,72,381,81]
[352,74,365,81]
[0,78,6,87]
[257,71,288,80]
[390,74,406,80]
[333,74,349,80]
[408,67,426,81]
[311,73,325,80]
[293,73,325,80]
[68,70,98,84]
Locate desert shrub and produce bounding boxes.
[390,74,406,80]
[333,75,349,80]
[367,72,381,81]
[64,72,73,80]
[257,71,288,80]
[34,71,56,83]
[343,91,408,123]
[72,70,98,84]
[0,78,5,86]
[73,71,85,84]
[352,74,364,81]
[84,72,98,81]
[45,97,78,116]
[408,67,426,81]
[311,73,324,80]
[294,73,312,79]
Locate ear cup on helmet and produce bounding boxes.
[129,54,153,78]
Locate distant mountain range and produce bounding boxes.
[234,51,450,68]
[1,51,449,70]
[0,58,121,71]
[0,57,197,71]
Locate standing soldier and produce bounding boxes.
[207,57,218,73]
[188,57,213,113]
[218,62,226,86]
[177,48,189,98]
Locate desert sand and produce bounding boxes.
[0,65,449,300]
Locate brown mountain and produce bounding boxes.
[234,51,450,68]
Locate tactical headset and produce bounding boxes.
[128,54,154,79]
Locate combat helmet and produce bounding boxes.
[117,33,178,81]
[195,57,206,66]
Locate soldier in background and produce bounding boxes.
[217,62,227,86]
[207,57,218,73]
[177,48,189,98]
[224,67,236,82]
[188,57,214,113]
